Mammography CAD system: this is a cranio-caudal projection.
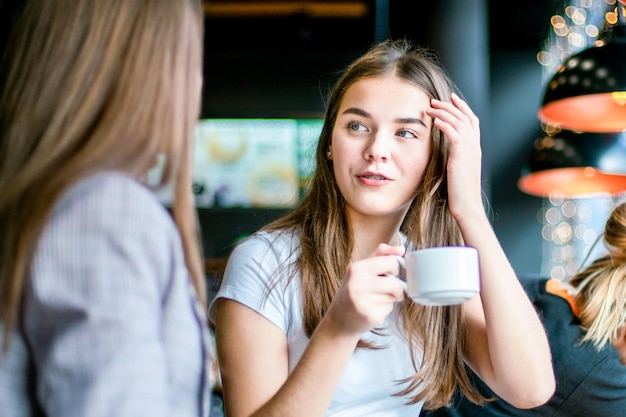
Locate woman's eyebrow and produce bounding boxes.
[395,117,427,128]
[341,107,370,118]
[342,108,428,128]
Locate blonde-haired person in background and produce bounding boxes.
[0,1,214,416]
[425,202,626,417]
[210,38,555,416]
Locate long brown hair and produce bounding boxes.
[570,202,626,349]
[0,0,206,341]
[263,39,482,408]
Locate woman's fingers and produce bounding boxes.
[348,254,405,297]
[426,93,484,220]
[370,243,406,258]
[427,94,479,143]
[329,251,407,333]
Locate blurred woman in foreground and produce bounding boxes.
[0,1,214,416]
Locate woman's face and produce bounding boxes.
[330,74,433,223]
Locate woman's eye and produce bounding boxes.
[347,121,366,132]
[397,129,418,139]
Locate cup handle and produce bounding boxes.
[385,255,407,292]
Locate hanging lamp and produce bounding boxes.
[518,128,626,198]
[538,2,626,133]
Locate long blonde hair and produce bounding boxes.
[0,0,206,341]
[570,202,626,350]
[263,39,482,409]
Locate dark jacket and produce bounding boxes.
[422,277,626,417]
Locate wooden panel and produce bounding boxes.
[204,1,369,18]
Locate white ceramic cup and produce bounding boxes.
[391,246,480,306]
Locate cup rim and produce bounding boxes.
[409,245,477,253]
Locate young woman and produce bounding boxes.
[0,1,213,416]
[424,201,626,417]
[211,39,555,416]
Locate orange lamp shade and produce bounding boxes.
[538,37,626,133]
[518,130,626,198]
[518,168,626,198]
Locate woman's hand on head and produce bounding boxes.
[426,93,484,223]
[324,244,406,337]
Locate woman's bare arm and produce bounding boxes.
[427,93,555,408]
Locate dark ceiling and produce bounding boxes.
[387,0,562,53]
[200,0,566,117]
[487,0,562,52]
[204,0,563,53]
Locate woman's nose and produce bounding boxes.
[364,131,390,162]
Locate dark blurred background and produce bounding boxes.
[198,0,562,277]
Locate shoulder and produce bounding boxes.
[519,277,575,317]
[229,229,300,267]
[57,172,172,226]
[224,229,300,288]
[36,172,182,286]
[518,277,579,339]
[518,276,548,300]
[209,229,301,326]
[49,173,178,245]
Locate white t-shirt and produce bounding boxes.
[209,230,424,416]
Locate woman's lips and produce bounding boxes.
[357,172,392,186]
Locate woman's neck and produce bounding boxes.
[349,214,404,261]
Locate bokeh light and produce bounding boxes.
[538,0,618,82]
[540,194,625,280]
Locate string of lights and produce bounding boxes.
[535,0,626,280]
[537,0,621,82]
